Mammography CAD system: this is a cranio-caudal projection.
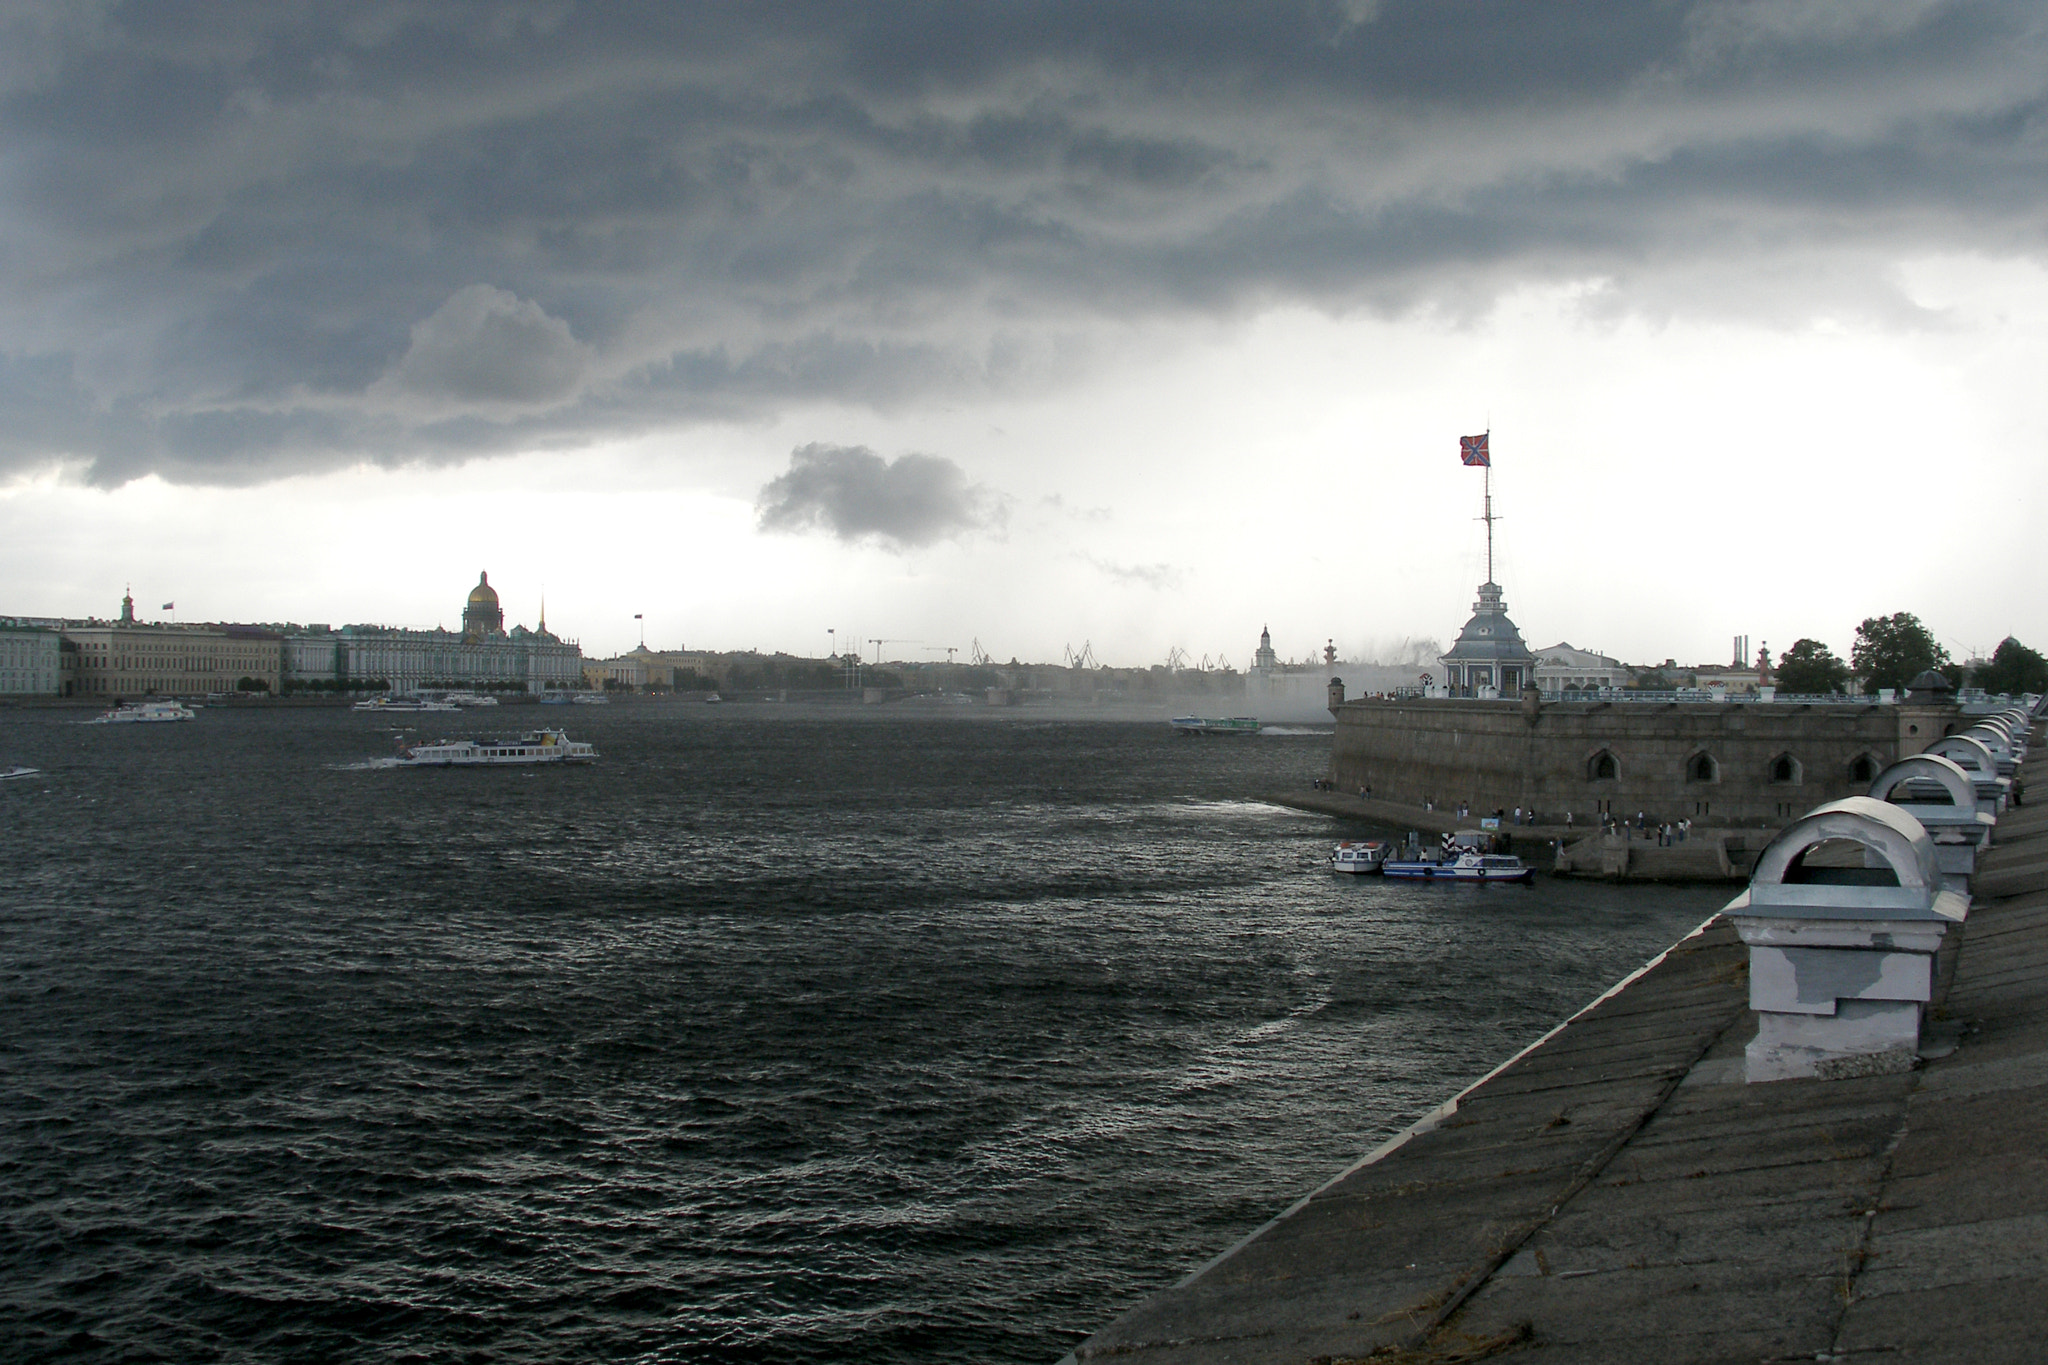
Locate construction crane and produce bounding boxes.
[922,646,960,664]
[868,638,917,665]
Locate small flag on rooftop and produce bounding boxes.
[1459,433,1490,467]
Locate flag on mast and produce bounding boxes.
[1459,433,1490,467]
[161,601,175,610]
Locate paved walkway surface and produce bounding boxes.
[1073,741,2048,1363]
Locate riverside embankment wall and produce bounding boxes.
[1069,724,2048,1364]
[1326,693,1957,827]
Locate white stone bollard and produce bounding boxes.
[1923,734,2010,819]
[1724,797,1967,1083]
[1868,754,1996,893]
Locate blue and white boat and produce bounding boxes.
[1382,851,1534,883]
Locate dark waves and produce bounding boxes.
[0,706,1723,1362]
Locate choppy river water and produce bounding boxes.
[0,702,1724,1362]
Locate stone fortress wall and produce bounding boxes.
[1325,689,1962,827]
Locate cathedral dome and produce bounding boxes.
[462,571,505,641]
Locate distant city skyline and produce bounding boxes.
[2,5,2042,666]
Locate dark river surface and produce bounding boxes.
[0,701,1726,1362]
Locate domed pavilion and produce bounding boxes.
[1437,580,1537,698]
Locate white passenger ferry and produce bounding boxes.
[88,700,196,724]
[440,691,500,708]
[354,694,460,713]
[394,728,597,767]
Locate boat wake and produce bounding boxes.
[331,757,406,771]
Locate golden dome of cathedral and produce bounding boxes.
[462,571,505,641]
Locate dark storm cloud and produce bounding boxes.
[757,442,1003,548]
[2,0,2045,483]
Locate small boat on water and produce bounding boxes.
[1382,851,1535,883]
[394,728,597,766]
[704,693,722,704]
[88,700,196,724]
[441,691,499,707]
[1329,840,1390,874]
[1169,716,1261,736]
[354,695,459,713]
[2,765,41,781]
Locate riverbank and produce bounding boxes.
[1073,731,2047,1361]
[1268,786,1760,882]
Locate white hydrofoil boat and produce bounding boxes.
[394,729,597,766]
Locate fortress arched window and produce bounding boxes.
[1768,753,1803,785]
[1847,753,1879,785]
[1685,751,1719,783]
[1588,750,1620,781]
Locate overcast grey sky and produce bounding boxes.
[4,1,2045,665]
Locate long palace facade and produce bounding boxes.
[5,573,583,697]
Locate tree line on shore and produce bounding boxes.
[1770,614,2046,697]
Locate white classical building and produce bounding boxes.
[0,621,63,695]
[1534,642,1626,697]
[282,572,582,694]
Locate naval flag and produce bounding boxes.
[161,601,175,610]
[1459,433,1490,467]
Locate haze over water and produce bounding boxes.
[2,705,1723,1362]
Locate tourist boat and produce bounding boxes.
[1329,840,1391,874]
[87,700,196,724]
[354,695,459,713]
[1382,852,1535,883]
[1169,716,1261,736]
[394,728,597,766]
[441,691,499,707]
[1,765,41,781]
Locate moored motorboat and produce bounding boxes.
[1329,840,1390,874]
[2,765,41,781]
[1382,851,1535,883]
[87,700,196,724]
[393,728,597,766]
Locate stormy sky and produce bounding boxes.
[4,1,2045,667]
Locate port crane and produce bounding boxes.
[1064,642,1100,670]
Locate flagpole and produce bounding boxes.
[1482,429,1494,584]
